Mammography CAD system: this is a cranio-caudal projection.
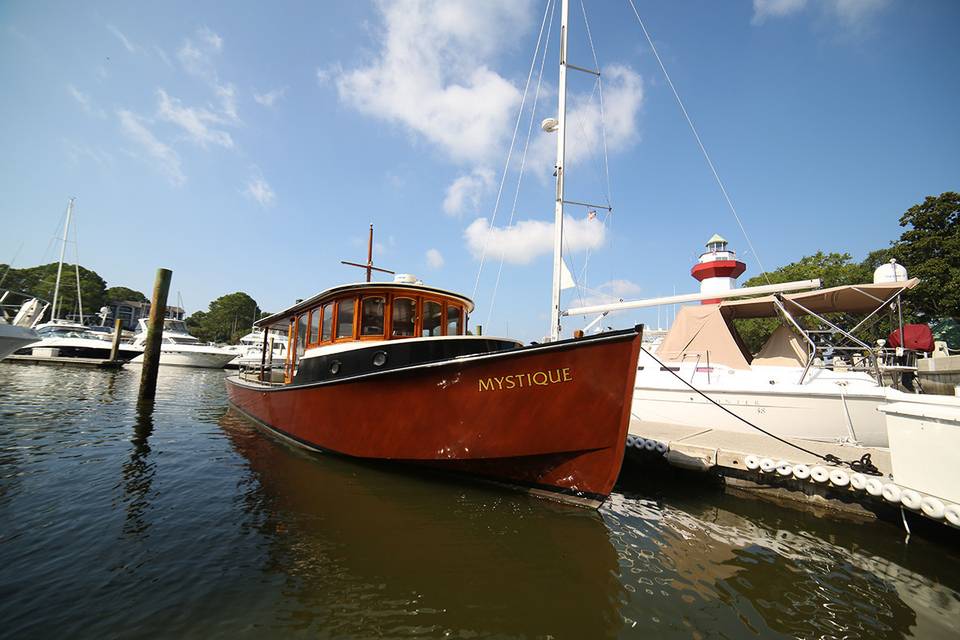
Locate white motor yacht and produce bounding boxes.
[225,327,288,369]
[129,318,237,369]
[0,291,47,360]
[15,319,143,361]
[631,278,941,448]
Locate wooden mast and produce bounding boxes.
[340,224,395,282]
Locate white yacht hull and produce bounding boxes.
[0,324,39,360]
[130,346,236,369]
[632,384,891,447]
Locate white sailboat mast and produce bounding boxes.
[51,197,75,321]
[550,0,570,342]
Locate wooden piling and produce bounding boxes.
[138,268,172,400]
[110,317,123,361]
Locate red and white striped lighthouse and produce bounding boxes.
[691,234,746,304]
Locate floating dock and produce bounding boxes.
[2,355,126,369]
[627,418,959,531]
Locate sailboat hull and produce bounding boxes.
[226,327,642,507]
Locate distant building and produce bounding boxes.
[104,300,185,331]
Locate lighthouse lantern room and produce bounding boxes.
[691,234,747,304]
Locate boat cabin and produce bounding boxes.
[254,277,517,385]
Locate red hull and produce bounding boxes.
[226,329,642,507]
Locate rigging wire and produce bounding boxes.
[580,0,612,208]
[626,0,771,284]
[486,0,557,329]
[472,0,554,302]
[640,345,881,475]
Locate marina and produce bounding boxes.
[2,0,959,637]
[1,363,958,638]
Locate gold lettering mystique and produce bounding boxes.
[478,368,573,392]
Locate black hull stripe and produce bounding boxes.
[226,401,607,507]
[231,326,640,394]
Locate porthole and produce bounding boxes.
[372,351,388,367]
[329,360,341,375]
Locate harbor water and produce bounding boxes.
[1,364,958,639]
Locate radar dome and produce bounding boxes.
[393,273,418,284]
[873,259,908,284]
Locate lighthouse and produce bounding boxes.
[691,234,746,304]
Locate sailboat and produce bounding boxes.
[225,2,644,507]
[15,199,143,362]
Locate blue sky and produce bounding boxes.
[2,0,957,341]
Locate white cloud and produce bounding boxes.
[244,174,276,207]
[107,24,138,53]
[156,89,235,149]
[335,0,532,164]
[752,0,807,24]
[178,27,223,81]
[529,65,644,176]
[426,249,445,268]
[752,0,889,25]
[464,214,606,265]
[253,87,287,108]
[443,168,494,216]
[154,45,173,68]
[67,84,106,119]
[117,110,185,186]
[64,140,113,168]
[570,279,644,313]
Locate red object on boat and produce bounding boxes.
[887,324,934,352]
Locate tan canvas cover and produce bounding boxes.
[752,325,808,367]
[720,278,919,319]
[656,304,752,370]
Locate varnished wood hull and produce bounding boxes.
[226,327,642,507]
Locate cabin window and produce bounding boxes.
[309,309,320,344]
[392,297,417,337]
[337,298,356,340]
[320,302,333,341]
[360,297,385,336]
[423,300,442,337]
[446,305,462,336]
[296,313,308,358]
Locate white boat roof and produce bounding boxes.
[256,281,475,328]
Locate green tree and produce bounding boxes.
[104,286,148,303]
[867,192,960,320]
[186,292,261,343]
[734,252,871,353]
[0,262,107,321]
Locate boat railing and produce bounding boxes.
[0,289,50,328]
[237,361,286,386]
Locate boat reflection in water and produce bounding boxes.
[219,409,626,637]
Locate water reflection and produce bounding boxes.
[220,409,626,638]
[119,399,156,540]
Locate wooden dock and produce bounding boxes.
[626,419,915,523]
[2,355,126,369]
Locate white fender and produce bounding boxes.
[776,462,792,476]
[945,504,960,528]
[633,437,646,449]
[626,435,636,448]
[745,454,761,470]
[655,441,668,454]
[792,464,810,480]
[920,496,945,520]
[760,458,776,473]
[865,478,884,497]
[900,489,922,510]
[882,483,902,504]
[829,469,849,487]
[850,473,867,490]
[644,439,657,451]
[810,466,829,483]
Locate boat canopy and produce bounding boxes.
[656,304,753,370]
[719,279,919,319]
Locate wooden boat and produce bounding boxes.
[226,275,642,507]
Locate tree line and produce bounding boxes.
[734,191,959,352]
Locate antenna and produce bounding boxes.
[340,224,395,282]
